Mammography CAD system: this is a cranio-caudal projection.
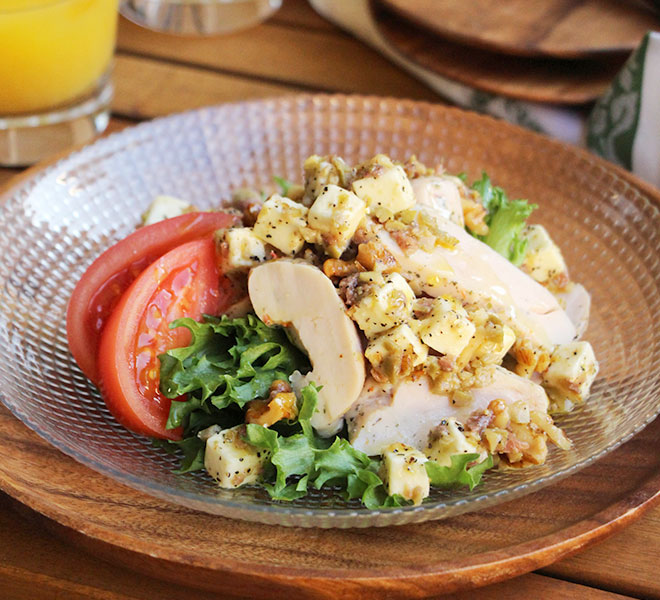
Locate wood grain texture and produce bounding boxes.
[379,0,660,59]
[271,0,336,31]
[0,400,657,599]
[115,17,440,101]
[374,4,625,105]
[0,496,634,600]
[113,54,297,118]
[547,506,660,599]
[0,167,20,189]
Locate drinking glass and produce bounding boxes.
[0,0,119,166]
[120,0,281,36]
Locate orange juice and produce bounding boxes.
[0,0,119,115]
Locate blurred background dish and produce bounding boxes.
[378,0,659,59]
[373,3,626,105]
[119,0,282,35]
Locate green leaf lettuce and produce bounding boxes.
[471,172,537,266]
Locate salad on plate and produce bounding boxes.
[67,153,598,509]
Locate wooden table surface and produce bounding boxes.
[1,2,658,598]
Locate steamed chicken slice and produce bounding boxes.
[377,215,576,349]
[411,176,465,227]
[347,366,548,456]
[248,260,366,435]
[554,282,591,339]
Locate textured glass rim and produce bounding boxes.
[1,94,659,527]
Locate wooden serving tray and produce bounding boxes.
[374,4,625,105]
[1,401,658,598]
[379,0,659,59]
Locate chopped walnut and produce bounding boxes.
[245,380,297,427]
[323,258,365,279]
[401,155,435,179]
[337,273,361,307]
[242,202,262,227]
[356,239,399,273]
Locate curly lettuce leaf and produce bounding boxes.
[425,453,493,491]
[244,385,404,508]
[471,172,537,266]
[159,314,310,421]
[273,175,294,197]
[153,436,206,474]
[157,317,495,506]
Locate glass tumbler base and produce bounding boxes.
[120,0,282,36]
[0,80,113,168]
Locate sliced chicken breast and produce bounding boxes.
[554,282,591,339]
[411,176,465,227]
[377,215,576,349]
[347,366,548,456]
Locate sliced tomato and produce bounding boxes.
[97,238,221,440]
[67,211,236,383]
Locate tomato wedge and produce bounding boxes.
[97,239,221,440]
[67,211,236,383]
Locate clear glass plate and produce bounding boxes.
[1,95,659,528]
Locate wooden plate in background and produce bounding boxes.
[0,403,658,598]
[374,4,625,105]
[379,0,659,59]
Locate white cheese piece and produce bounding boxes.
[204,425,269,488]
[521,224,568,284]
[348,272,415,338]
[307,184,366,258]
[217,227,267,271]
[425,417,480,467]
[417,297,475,358]
[352,165,415,221]
[347,367,548,456]
[411,175,465,227]
[142,195,194,225]
[472,321,516,365]
[248,260,366,434]
[379,442,430,505]
[542,341,599,403]
[365,323,428,373]
[253,194,308,255]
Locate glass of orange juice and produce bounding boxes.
[0,0,119,166]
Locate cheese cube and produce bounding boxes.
[142,195,194,225]
[365,323,428,380]
[303,154,352,206]
[253,194,308,255]
[352,165,415,221]
[204,425,270,489]
[379,442,430,505]
[417,297,475,357]
[308,184,366,258]
[521,225,568,284]
[472,319,516,365]
[348,272,415,337]
[425,418,480,467]
[216,227,267,272]
[542,341,599,403]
